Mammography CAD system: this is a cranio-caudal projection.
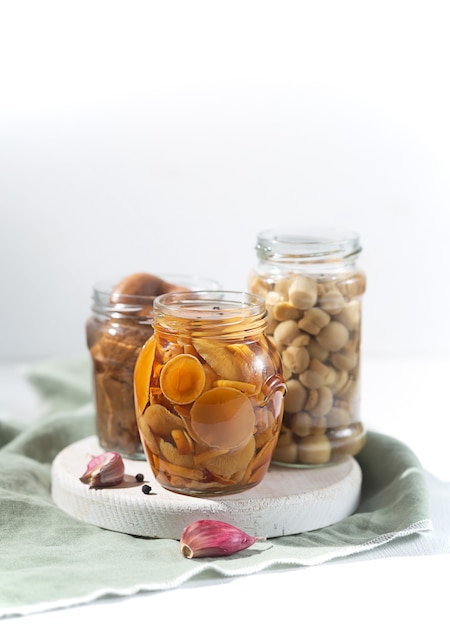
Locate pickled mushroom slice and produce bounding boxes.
[207,473,239,486]
[142,403,182,438]
[254,409,277,449]
[201,437,256,479]
[172,429,195,455]
[160,354,206,405]
[156,456,205,482]
[159,439,195,468]
[193,446,229,464]
[190,387,255,450]
[183,344,201,357]
[134,336,156,416]
[212,379,256,394]
[193,339,253,382]
[229,343,256,362]
[246,437,278,484]
[137,413,160,456]
[202,363,220,391]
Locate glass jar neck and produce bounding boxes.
[152,291,267,340]
[256,228,362,269]
[90,275,222,323]
[91,282,155,322]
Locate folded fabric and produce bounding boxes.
[0,357,437,618]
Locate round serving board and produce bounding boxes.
[51,436,362,539]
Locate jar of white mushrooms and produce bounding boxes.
[249,228,367,467]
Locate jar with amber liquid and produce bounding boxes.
[249,228,366,467]
[86,273,219,459]
[134,291,286,496]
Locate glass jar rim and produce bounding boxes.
[256,227,362,262]
[153,290,265,320]
[92,274,221,304]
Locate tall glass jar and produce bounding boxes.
[134,291,286,496]
[86,273,220,459]
[249,228,366,467]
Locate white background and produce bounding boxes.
[1,5,449,622]
[1,0,449,361]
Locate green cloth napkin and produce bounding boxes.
[0,357,434,618]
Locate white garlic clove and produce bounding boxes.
[79,451,125,489]
[180,519,257,558]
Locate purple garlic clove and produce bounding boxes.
[180,519,257,558]
[79,451,125,489]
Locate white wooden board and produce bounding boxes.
[51,436,362,539]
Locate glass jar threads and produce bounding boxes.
[86,273,220,459]
[134,291,286,496]
[249,228,366,467]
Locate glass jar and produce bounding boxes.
[249,228,366,467]
[134,291,286,496]
[86,273,220,459]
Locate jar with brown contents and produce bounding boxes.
[134,291,287,495]
[249,228,367,467]
[86,273,219,459]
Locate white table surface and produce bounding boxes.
[1,355,449,625]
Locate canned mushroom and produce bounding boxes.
[86,273,220,459]
[134,291,286,495]
[249,228,367,466]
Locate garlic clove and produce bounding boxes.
[79,451,125,489]
[180,519,257,559]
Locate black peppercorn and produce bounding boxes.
[142,484,152,494]
[135,473,144,483]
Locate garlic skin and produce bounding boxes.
[180,520,257,558]
[79,451,125,489]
